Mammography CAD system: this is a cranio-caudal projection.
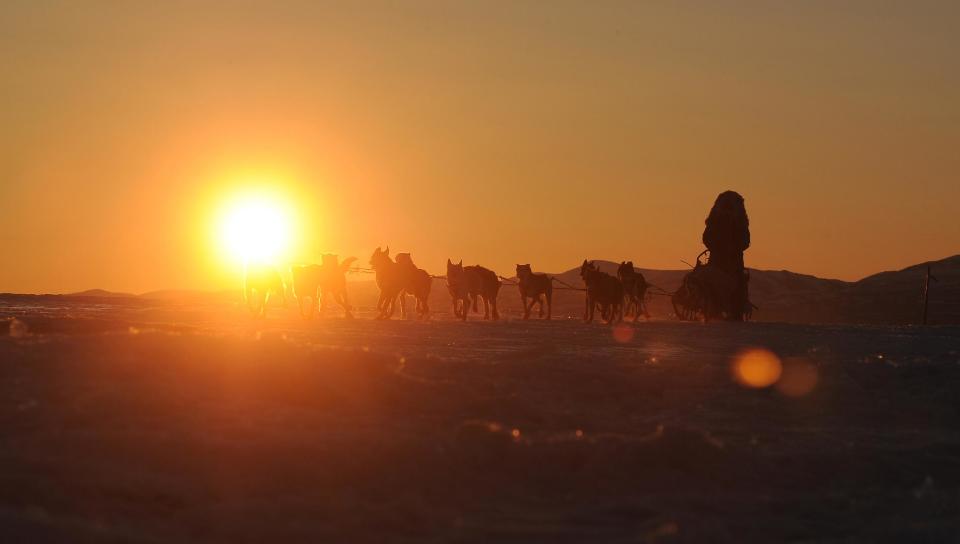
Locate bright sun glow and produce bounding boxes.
[217,191,295,265]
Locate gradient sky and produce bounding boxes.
[2,1,958,293]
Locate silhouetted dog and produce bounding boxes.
[244,264,286,318]
[319,254,356,318]
[617,261,649,322]
[446,259,473,321]
[580,260,623,324]
[516,264,552,320]
[290,255,357,319]
[447,260,501,320]
[395,253,431,319]
[369,246,404,319]
[290,264,322,318]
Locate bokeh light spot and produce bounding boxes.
[732,348,782,388]
[775,357,819,397]
[612,324,635,343]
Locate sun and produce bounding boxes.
[217,191,295,265]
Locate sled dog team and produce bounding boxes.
[244,247,649,324]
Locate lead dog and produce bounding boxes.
[245,264,286,318]
[516,264,552,320]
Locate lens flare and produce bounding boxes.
[775,357,819,397]
[612,323,635,343]
[732,348,782,388]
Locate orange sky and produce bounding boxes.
[2,1,958,293]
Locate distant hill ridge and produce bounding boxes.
[66,289,136,298]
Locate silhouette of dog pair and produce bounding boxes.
[290,254,357,319]
[580,260,624,324]
[446,260,501,321]
[369,247,431,320]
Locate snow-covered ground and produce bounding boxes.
[1,298,959,542]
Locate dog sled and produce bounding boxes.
[672,251,752,322]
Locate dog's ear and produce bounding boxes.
[447,258,452,265]
[458,259,462,266]
[374,246,381,255]
[385,246,390,256]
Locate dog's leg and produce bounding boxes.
[524,297,536,320]
[246,287,256,315]
[257,291,267,319]
[381,291,395,319]
[491,295,499,321]
[386,292,397,319]
[545,291,552,320]
[340,291,353,319]
[251,289,266,318]
[342,291,352,318]
[379,291,390,319]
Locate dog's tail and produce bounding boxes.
[340,256,358,273]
